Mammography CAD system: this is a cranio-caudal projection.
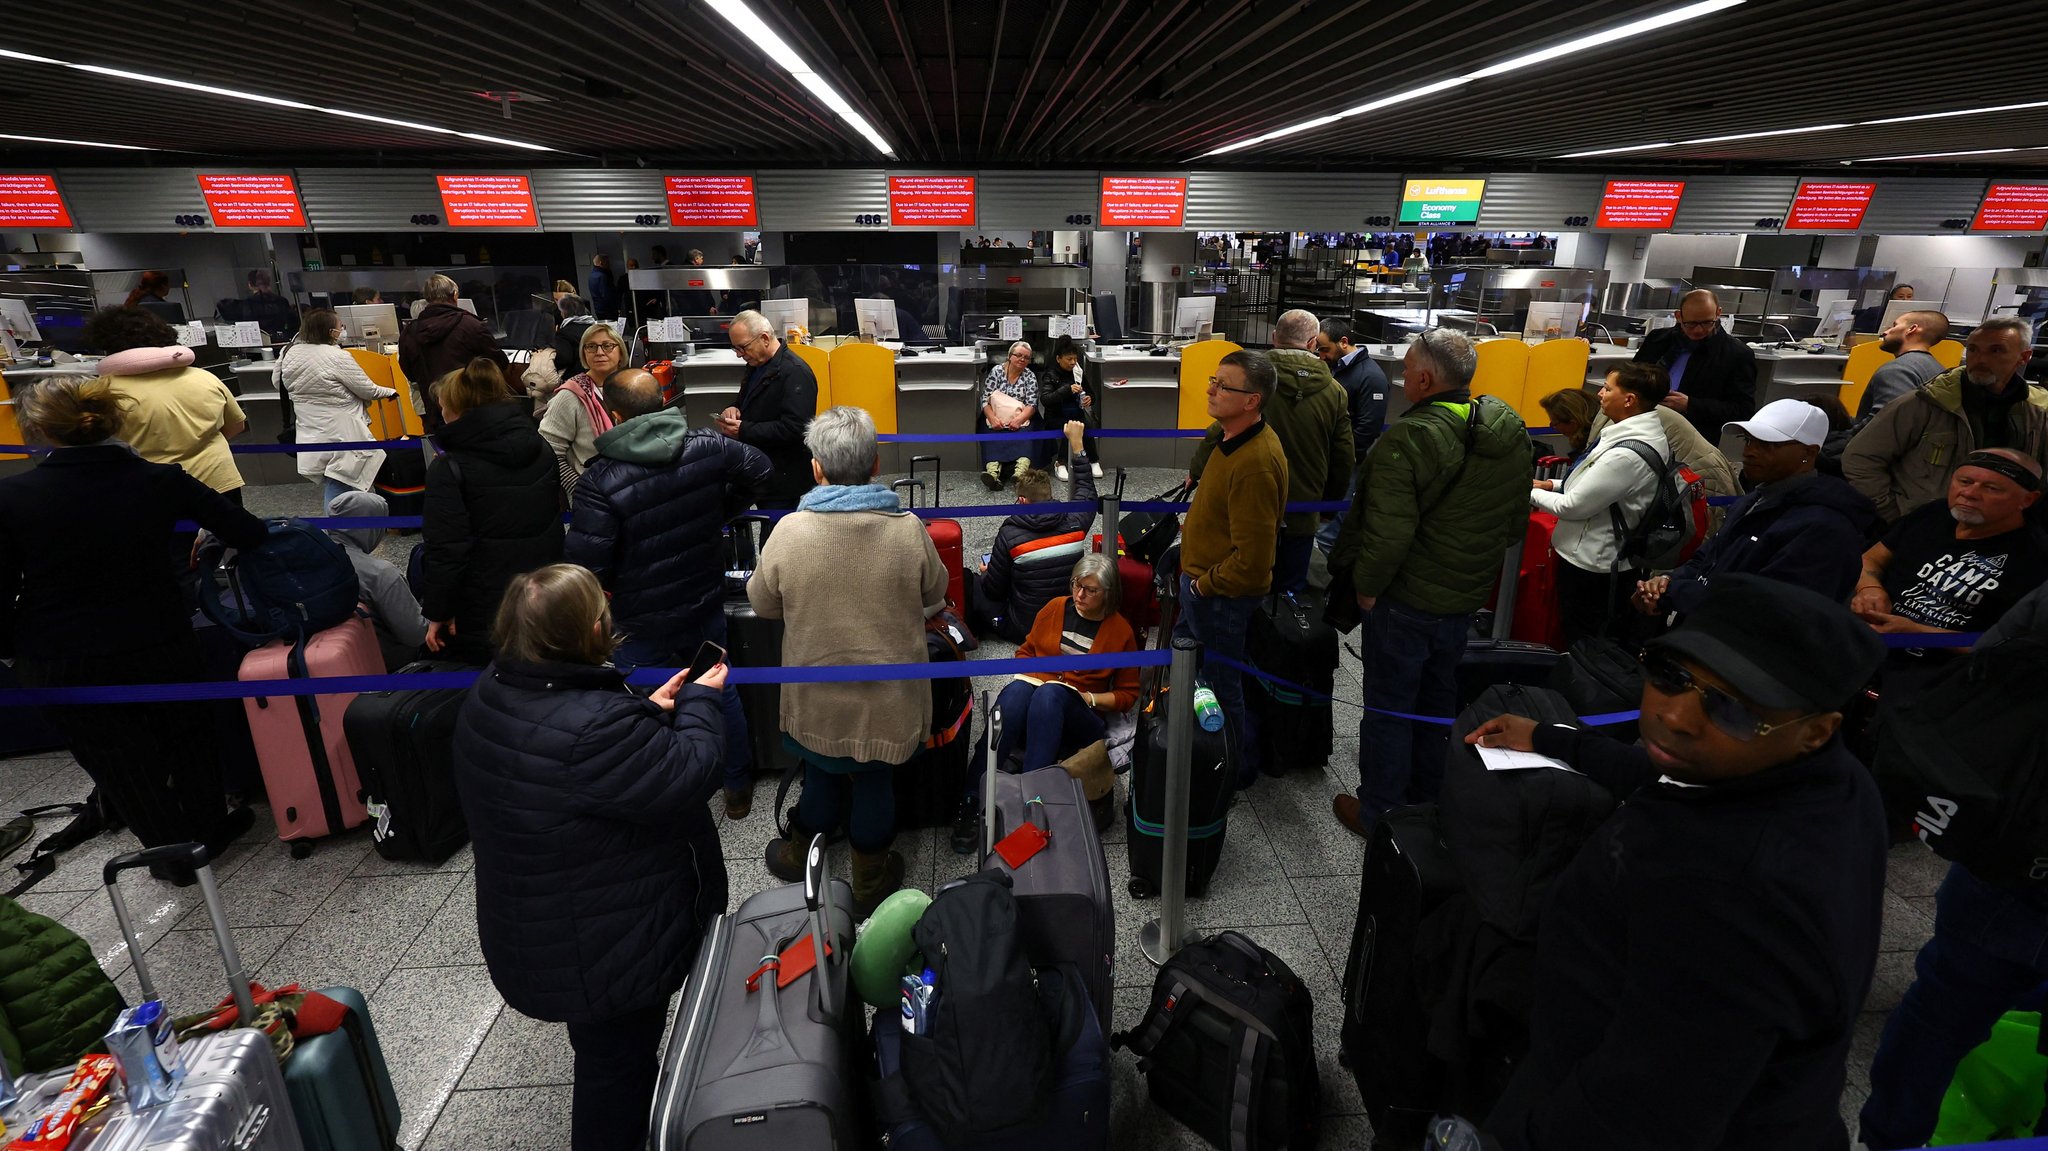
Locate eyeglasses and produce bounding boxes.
[585,342,622,354]
[1638,649,1820,742]
[1676,319,1720,331]
[1071,582,1105,596]
[732,331,771,350]
[1206,376,1256,396]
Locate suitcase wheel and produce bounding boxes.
[1128,877,1156,900]
[289,840,314,860]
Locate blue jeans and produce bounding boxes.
[1356,598,1469,819]
[321,476,362,513]
[612,609,751,791]
[1274,534,1314,596]
[979,411,1050,468]
[1315,473,1358,556]
[994,679,1108,773]
[1858,865,2048,1148]
[1175,572,1262,781]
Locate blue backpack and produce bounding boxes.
[198,518,362,651]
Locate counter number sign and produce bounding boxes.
[1972,184,2048,233]
[0,174,73,229]
[667,175,758,227]
[1099,176,1186,228]
[196,173,307,228]
[435,174,538,228]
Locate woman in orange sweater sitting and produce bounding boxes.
[992,551,1141,779]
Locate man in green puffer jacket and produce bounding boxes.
[0,896,124,1074]
[1328,328,1531,837]
[1191,309,1353,593]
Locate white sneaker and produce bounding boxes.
[1055,464,1071,482]
[1090,461,1104,478]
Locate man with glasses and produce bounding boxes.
[716,309,818,520]
[1178,350,1288,780]
[1469,575,1888,1151]
[1632,288,1757,440]
[399,273,513,432]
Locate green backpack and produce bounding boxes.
[1932,1010,2046,1145]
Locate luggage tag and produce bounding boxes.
[993,797,1052,869]
[743,934,834,993]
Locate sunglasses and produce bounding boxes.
[1638,649,1820,742]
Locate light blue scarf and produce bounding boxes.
[796,483,903,513]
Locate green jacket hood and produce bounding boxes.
[1269,348,1338,402]
[593,407,694,464]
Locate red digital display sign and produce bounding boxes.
[1784,181,1876,230]
[666,175,758,227]
[1595,179,1686,230]
[888,175,977,227]
[0,174,73,229]
[196,173,307,228]
[1972,183,2048,233]
[1100,176,1187,228]
[435,174,538,227]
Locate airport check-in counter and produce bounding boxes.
[894,348,984,472]
[1090,347,1193,470]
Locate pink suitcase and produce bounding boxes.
[240,615,382,855]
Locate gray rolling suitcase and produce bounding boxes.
[92,843,306,1151]
[649,835,862,1150]
[980,693,1116,1033]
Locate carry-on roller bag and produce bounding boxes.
[342,659,473,864]
[895,453,968,618]
[1455,637,1562,713]
[96,842,308,1151]
[240,615,383,855]
[1125,686,1234,900]
[649,835,863,1150]
[981,693,1116,1034]
[1245,590,1338,771]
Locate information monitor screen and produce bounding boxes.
[1398,178,1487,226]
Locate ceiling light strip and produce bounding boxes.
[707,0,895,156]
[1557,102,2048,159]
[0,47,553,152]
[0,132,150,151]
[1193,0,1745,159]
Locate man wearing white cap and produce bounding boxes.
[1634,399,1880,618]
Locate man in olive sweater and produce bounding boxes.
[1177,349,1289,778]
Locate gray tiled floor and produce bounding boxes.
[0,472,1943,1149]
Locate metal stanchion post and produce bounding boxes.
[1101,481,1121,559]
[1142,635,1201,966]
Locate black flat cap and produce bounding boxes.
[1645,574,1883,712]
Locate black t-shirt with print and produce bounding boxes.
[1880,500,2048,633]
[1060,601,1104,655]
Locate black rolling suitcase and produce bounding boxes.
[981,694,1117,1033]
[1125,697,1234,900]
[342,659,473,863]
[372,443,427,526]
[725,514,800,780]
[1340,802,1461,1144]
[648,835,863,1150]
[1245,590,1338,771]
[1548,637,1643,739]
[1454,637,1561,712]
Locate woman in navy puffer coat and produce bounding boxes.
[453,563,728,1151]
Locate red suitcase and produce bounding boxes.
[894,454,966,613]
[1093,533,1159,635]
[1508,511,1565,652]
[240,615,383,854]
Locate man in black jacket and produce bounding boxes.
[715,309,816,523]
[1633,289,1757,440]
[1468,575,1887,1151]
[1315,317,1390,556]
[567,370,773,818]
[972,420,1095,642]
[399,274,514,432]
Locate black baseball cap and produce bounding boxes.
[1645,574,1883,712]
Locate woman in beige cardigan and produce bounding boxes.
[749,406,948,917]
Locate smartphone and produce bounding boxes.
[685,640,727,683]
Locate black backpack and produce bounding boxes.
[1602,438,1707,570]
[891,870,1058,1143]
[1114,930,1321,1151]
[1871,635,2048,892]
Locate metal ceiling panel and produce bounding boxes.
[756,170,888,229]
[531,169,668,231]
[1860,178,1990,235]
[1184,172,1401,232]
[978,171,1097,228]
[299,169,443,232]
[1672,176,1801,233]
[1476,172,1604,231]
[56,168,204,233]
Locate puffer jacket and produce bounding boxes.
[1658,471,1881,614]
[398,303,513,431]
[0,896,123,1074]
[1842,368,2048,522]
[1331,390,1531,615]
[980,456,1098,629]
[1192,347,1354,536]
[1531,411,1670,575]
[454,658,728,1024]
[566,410,772,650]
[421,401,563,664]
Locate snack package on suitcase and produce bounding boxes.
[979,695,1115,1033]
[649,836,862,1150]
[342,659,473,864]
[239,616,383,851]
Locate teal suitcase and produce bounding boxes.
[285,985,403,1151]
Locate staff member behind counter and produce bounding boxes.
[1632,288,1757,441]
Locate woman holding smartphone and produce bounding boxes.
[454,562,729,1151]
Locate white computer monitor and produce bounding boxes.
[1172,296,1217,340]
[855,298,900,341]
[760,298,808,337]
[333,303,400,347]
[0,298,42,344]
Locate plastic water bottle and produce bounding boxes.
[1192,682,1225,732]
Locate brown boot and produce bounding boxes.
[764,823,811,883]
[850,848,905,920]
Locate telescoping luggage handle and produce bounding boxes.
[982,690,1001,856]
[105,843,259,1027]
[801,832,839,1020]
